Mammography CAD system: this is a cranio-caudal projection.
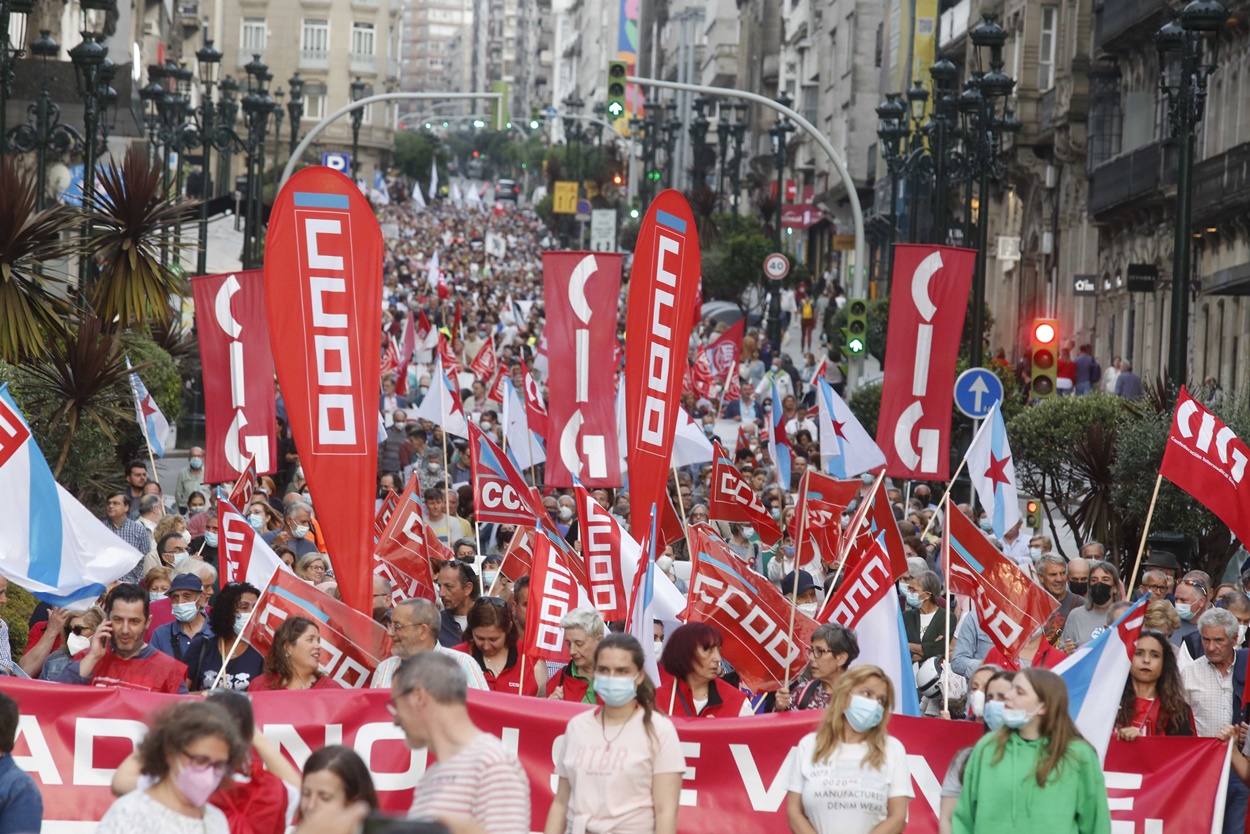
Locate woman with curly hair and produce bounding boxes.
[248,616,343,691]
[185,582,265,692]
[1114,629,1195,739]
[96,700,249,834]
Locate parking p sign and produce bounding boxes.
[321,152,351,173]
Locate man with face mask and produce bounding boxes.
[188,510,219,567]
[149,573,210,662]
[261,499,320,559]
[57,584,189,693]
[1171,575,1212,660]
[781,570,820,618]
[174,447,206,513]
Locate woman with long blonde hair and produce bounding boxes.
[952,667,1110,833]
[785,664,912,834]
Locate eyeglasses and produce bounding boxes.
[1142,583,1170,594]
[181,751,230,776]
[386,687,415,716]
[475,596,508,608]
[807,646,831,659]
[70,625,93,636]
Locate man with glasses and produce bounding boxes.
[1138,570,1172,603]
[56,583,188,693]
[1172,576,1212,661]
[389,652,529,832]
[371,599,487,690]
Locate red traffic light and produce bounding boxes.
[472,151,480,158]
[1034,322,1057,344]
[613,174,623,185]
[1026,500,1039,513]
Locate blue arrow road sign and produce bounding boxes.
[954,368,1004,419]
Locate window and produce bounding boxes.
[302,82,327,121]
[1038,6,1057,91]
[351,22,376,56]
[302,19,330,56]
[802,85,818,125]
[1087,69,1122,169]
[240,18,266,56]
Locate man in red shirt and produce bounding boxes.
[56,583,187,693]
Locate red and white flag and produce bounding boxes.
[707,319,744,378]
[468,422,540,527]
[438,332,462,379]
[708,444,782,541]
[373,489,399,539]
[685,523,816,691]
[227,454,258,512]
[1160,385,1250,548]
[624,191,702,536]
[381,339,400,377]
[374,473,445,605]
[469,338,498,382]
[217,494,293,590]
[573,481,632,620]
[690,348,716,400]
[243,569,393,688]
[521,526,593,663]
[875,244,977,481]
[945,502,1059,659]
[522,365,549,437]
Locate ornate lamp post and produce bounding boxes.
[661,101,680,189]
[240,54,274,269]
[729,102,747,218]
[350,75,365,181]
[286,73,304,158]
[1156,0,1226,385]
[216,75,239,196]
[193,38,232,275]
[271,86,284,173]
[69,0,114,286]
[8,31,83,210]
[767,93,795,350]
[689,95,712,190]
[0,0,35,159]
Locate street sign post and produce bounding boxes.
[590,209,616,251]
[321,152,351,173]
[954,368,1004,420]
[553,181,578,214]
[763,252,789,281]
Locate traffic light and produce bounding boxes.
[490,81,509,130]
[647,169,662,183]
[606,60,627,118]
[1025,498,1042,529]
[1030,318,1059,399]
[612,173,623,185]
[529,108,540,130]
[843,298,868,356]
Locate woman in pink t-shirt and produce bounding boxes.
[544,633,685,834]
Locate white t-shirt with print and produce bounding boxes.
[786,732,913,834]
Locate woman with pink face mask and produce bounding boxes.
[96,700,248,834]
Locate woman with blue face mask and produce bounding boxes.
[903,570,954,664]
[545,633,684,834]
[952,668,1111,834]
[785,665,912,834]
[938,668,1012,834]
[184,582,265,692]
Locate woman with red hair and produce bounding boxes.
[655,623,753,717]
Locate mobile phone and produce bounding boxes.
[361,814,449,834]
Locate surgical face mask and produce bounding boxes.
[861,473,874,485]
[189,457,203,469]
[741,526,755,539]
[843,694,885,732]
[167,551,189,567]
[978,517,994,532]
[1087,582,1113,605]
[905,591,923,609]
[235,613,250,635]
[149,591,167,603]
[1028,546,1042,559]
[171,601,199,623]
[594,675,638,707]
[291,524,310,539]
[654,639,665,657]
[968,689,987,718]
[770,508,781,520]
[1002,707,1035,730]
[393,421,406,430]
[301,492,312,507]
[1176,602,1196,621]
[983,700,1007,731]
[480,421,493,432]
[248,513,266,531]
[798,602,818,617]
[483,570,499,588]
[172,761,223,807]
[428,461,441,472]
[188,504,206,515]
[558,506,573,521]
[66,633,91,656]
[784,546,795,558]
[181,531,192,544]
[1239,624,1247,647]
[204,531,218,548]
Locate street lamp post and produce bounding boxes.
[0,0,35,160]
[240,54,274,269]
[8,31,83,211]
[287,73,304,158]
[216,75,239,197]
[350,75,365,181]
[69,0,114,287]
[689,95,711,190]
[271,87,285,174]
[767,93,795,351]
[730,102,747,219]
[193,38,226,276]
[1156,0,1226,386]
[661,102,679,189]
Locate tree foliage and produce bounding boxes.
[700,216,777,312]
[393,130,447,188]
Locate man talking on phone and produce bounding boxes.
[56,583,188,693]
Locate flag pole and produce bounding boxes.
[783,471,810,691]
[210,567,279,690]
[921,408,995,540]
[1126,472,1164,599]
[941,493,953,716]
[130,371,160,487]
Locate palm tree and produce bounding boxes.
[83,145,195,327]
[0,158,80,362]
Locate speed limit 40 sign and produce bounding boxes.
[764,252,789,281]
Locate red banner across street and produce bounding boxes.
[0,680,1226,834]
[191,269,277,484]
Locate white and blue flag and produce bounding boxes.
[1055,596,1147,762]
[126,358,169,458]
[816,376,885,478]
[627,504,662,685]
[0,385,145,609]
[768,375,791,490]
[965,400,1019,539]
[502,377,545,470]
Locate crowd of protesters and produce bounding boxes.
[3,187,1248,834]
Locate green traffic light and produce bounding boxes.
[530,119,540,129]
[848,338,865,354]
[607,102,624,117]
[630,208,640,218]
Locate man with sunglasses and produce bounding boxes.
[1173,573,1214,661]
[56,583,188,693]
[371,598,487,690]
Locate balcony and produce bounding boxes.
[1193,142,1250,226]
[351,52,378,74]
[351,0,378,9]
[299,48,330,69]
[1088,140,1177,219]
[938,0,969,49]
[1094,0,1168,52]
[178,2,200,26]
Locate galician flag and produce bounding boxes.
[414,356,469,438]
[0,385,144,609]
[127,358,169,458]
[816,376,885,478]
[625,504,661,685]
[965,400,1020,539]
[768,375,791,490]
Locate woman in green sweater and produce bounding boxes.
[952,667,1110,834]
